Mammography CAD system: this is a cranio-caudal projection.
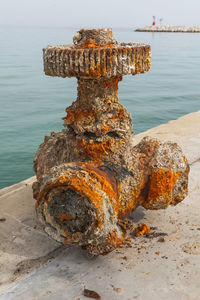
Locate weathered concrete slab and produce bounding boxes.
[0,111,200,299]
[0,177,60,294]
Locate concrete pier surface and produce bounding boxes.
[0,111,200,299]
[135,26,200,33]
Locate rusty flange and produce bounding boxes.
[43,28,151,78]
[33,29,189,255]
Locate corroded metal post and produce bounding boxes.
[33,29,189,255]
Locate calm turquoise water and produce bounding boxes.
[0,26,200,189]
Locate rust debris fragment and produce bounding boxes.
[83,288,101,299]
[135,224,151,237]
[33,29,189,256]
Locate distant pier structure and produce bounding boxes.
[135,26,200,33]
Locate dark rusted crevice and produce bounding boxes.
[106,131,120,138]
[48,189,94,234]
[67,126,78,136]
[83,131,97,138]
[139,174,151,201]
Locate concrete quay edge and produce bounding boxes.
[0,177,36,198]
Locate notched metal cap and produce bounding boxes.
[43,28,151,78]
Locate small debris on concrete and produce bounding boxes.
[83,288,101,299]
[158,237,166,243]
[135,224,151,236]
[0,218,6,222]
[145,231,168,239]
[155,251,160,255]
[121,256,128,260]
[181,241,200,255]
[150,226,158,230]
[110,284,122,293]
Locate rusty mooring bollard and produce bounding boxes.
[33,29,189,255]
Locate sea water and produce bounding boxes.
[0,26,200,188]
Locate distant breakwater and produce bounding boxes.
[135,26,200,33]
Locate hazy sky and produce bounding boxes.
[1,0,200,28]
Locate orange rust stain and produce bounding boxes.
[59,214,73,222]
[100,231,125,255]
[63,108,94,123]
[101,66,107,76]
[79,162,120,216]
[101,123,110,133]
[183,155,190,175]
[89,170,117,199]
[135,224,150,236]
[118,176,147,219]
[81,42,115,49]
[102,76,122,89]
[81,66,107,78]
[183,154,188,165]
[75,160,104,168]
[80,138,113,158]
[59,174,69,184]
[114,139,125,150]
[88,66,102,78]
[147,169,180,202]
[80,138,125,159]
[82,162,118,197]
